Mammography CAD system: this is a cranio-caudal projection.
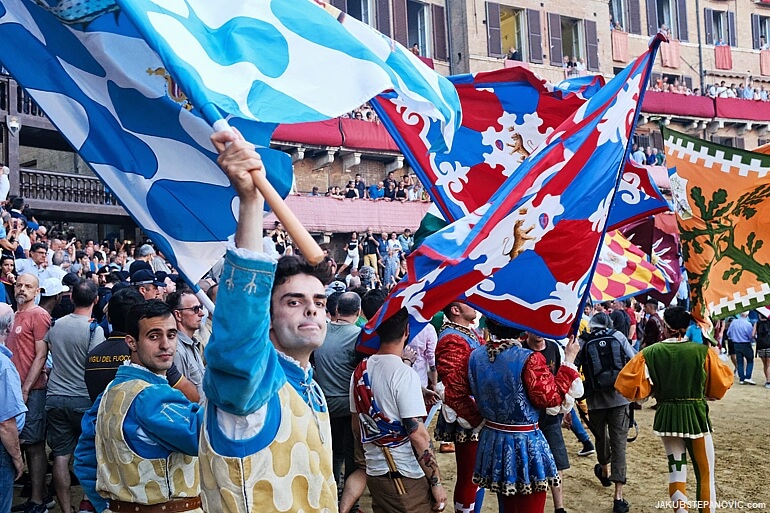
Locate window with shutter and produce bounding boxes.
[651,130,664,151]
[727,11,736,47]
[432,5,448,61]
[330,0,347,12]
[376,0,391,36]
[548,13,563,66]
[752,14,761,50]
[676,0,688,42]
[585,20,599,71]
[704,8,713,45]
[646,0,659,36]
[735,137,745,149]
[628,0,642,35]
[392,0,408,46]
[486,2,502,57]
[527,9,543,64]
[683,76,693,90]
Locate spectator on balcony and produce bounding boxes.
[576,57,586,72]
[716,38,727,46]
[395,182,408,202]
[384,181,397,201]
[383,170,396,191]
[309,186,321,197]
[645,147,656,166]
[411,43,421,56]
[402,173,413,188]
[761,37,769,50]
[354,174,366,199]
[344,181,359,199]
[743,83,754,100]
[631,144,646,165]
[506,47,521,61]
[368,181,385,201]
[762,86,769,102]
[656,149,665,166]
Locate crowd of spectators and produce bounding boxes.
[647,76,770,102]
[340,102,379,122]
[630,143,665,166]
[308,171,431,202]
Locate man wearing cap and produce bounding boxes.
[39,276,70,319]
[45,279,105,513]
[130,268,166,300]
[16,242,53,282]
[6,274,51,513]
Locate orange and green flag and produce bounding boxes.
[665,127,770,330]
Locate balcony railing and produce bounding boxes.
[20,168,118,206]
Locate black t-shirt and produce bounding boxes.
[85,335,183,401]
[610,309,631,338]
[362,236,378,255]
[345,188,357,199]
[395,188,407,199]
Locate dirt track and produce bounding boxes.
[359,364,770,513]
[19,366,769,513]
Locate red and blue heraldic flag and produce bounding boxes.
[365,35,667,343]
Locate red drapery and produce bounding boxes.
[715,45,733,70]
[611,30,629,63]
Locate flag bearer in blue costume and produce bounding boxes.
[73,299,204,513]
[198,129,337,513]
[467,318,582,513]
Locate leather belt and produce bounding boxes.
[109,497,201,512]
[486,420,539,432]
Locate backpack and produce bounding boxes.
[756,320,770,350]
[580,329,629,394]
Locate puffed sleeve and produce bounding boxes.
[704,348,734,400]
[614,352,652,402]
[523,352,580,410]
[435,334,483,427]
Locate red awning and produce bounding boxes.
[715,97,770,121]
[340,118,399,151]
[263,195,432,233]
[273,119,343,146]
[641,91,715,118]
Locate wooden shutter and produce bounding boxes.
[704,8,713,45]
[735,137,745,149]
[392,0,408,46]
[527,9,543,64]
[628,0,642,35]
[330,0,347,11]
[676,0,688,42]
[548,13,563,66]
[727,11,736,47]
[646,0,659,36]
[752,14,761,50]
[486,2,502,57]
[651,130,664,151]
[432,5,448,60]
[376,0,391,36]
[683,75,693,90]
[585,20,599,71]
[650,71,662,88]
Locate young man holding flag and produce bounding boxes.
[199,129,337,513]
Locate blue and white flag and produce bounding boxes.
[0,0,292,282]
[117,0,460,150]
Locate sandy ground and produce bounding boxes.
[14,365,769,513]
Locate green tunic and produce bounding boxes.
[642,339,712,438]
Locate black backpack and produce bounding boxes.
[580,329,629,394]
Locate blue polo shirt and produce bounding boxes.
[0,345,26,432]
[368,185,384,200]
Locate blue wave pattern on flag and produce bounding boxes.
[366,37,664,341]
[0,0,292,281]
[116,0,460,150]
[608,158,669,230]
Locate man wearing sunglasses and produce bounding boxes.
[167,291,206,398]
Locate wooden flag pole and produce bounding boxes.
[212,120,324,265]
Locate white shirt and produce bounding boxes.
[350,354,427,478]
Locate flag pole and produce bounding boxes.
[201,107,324,266]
